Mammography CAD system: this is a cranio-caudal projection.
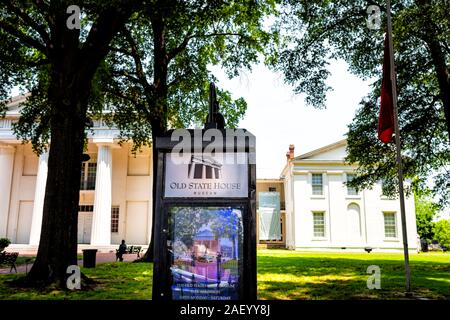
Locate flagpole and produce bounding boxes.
[386,0,411,293]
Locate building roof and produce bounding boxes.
[293,139,347,161]
[280,139,351,179]
[257,178,284,183]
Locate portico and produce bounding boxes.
[0,99,153,247]
[0,145,15,238]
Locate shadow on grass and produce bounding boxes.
[2,251,449,300]
[0,262,153,300]
[257,253,450,300]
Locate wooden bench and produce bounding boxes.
[115,245,142,260]
[0,252,18,273]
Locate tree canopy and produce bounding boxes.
[100,0,276,151]
[1,0,140,286]
[2,0,449,288]
[274,0,450,206]
[433,219,450,248]
[1,0,278,277]
[415,194,438,241]
[98,0,276,261]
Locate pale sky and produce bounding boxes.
[210,60,373,179]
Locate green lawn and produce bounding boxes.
[257,250,450,300]
[0,256,35,268]
[0,254,83,269]
[0,262,152,300]
[0,250,449,300]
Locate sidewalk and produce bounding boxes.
[0,252,140,275]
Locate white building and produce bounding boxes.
[282,141,418,252]
[1,95,153,251]
[1,96,418,252]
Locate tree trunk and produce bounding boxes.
[23,5,133,286]
[417,0,450,141]
[25,73,89,287]
[140,123,164,262]
[427,40,450,142]
[140,6,169,262]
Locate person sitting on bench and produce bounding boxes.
[116,239,127,262]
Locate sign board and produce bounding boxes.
[152,128,256,301]
[164,153,248,198]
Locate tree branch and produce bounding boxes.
[296,10,363,55]
[198,32,251,38]
[26,58,50,67]
[109,46,132,56]
[32,0,52,26]
[168,71,193,88]
[4,1,51,46]
[103,87,138,105]
[167,31,193,62]
[79,1,138,79]
[121,27,152,91]
[110,69,142,85]
[0,20,47,54]
[442,41,450,56]
[167,32,244,62]
[366,0,386,12]
[135,101,153,123]
[105,84,152,122]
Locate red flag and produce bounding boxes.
[378,34,395,143]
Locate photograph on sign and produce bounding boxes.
[168,206,243,300]
[165,153,248,198]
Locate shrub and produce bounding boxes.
[0,238,11,252]
[415,195,438,241]
[433,220,450,249]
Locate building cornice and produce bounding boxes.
[293,139,347,161]
[257,178,284,184]
[292,159,359,166]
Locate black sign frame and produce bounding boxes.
[152,128,256,301]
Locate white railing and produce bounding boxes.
[0,119,14,129]
[0,117,121,141]
[87,120,120,139]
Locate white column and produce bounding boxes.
[29,151,49,245]
[0,145,15,238]
[147,149,153,245]
[90,143,112,245]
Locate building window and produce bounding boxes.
[80,165,85,188]
[347,203,361,239]
[384,212,397,238]
[87,163,97,189]
[269,187,277,192]
[346,174,358,195]
[78,205,94,212]
[312,174,323,195]
[313,212,325,238]
[80,161,97,190]
[111,206,119,233]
